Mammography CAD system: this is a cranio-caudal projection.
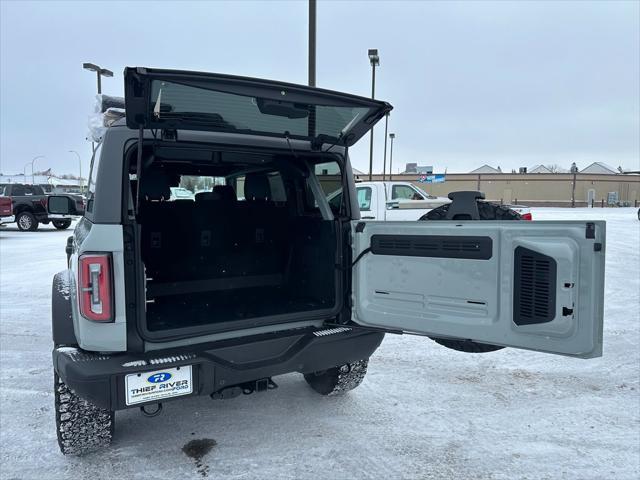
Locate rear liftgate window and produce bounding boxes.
[151,80,373,143]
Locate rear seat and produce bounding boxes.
[235,173,289,275]
[143,171,291,298]
[139,170,193,281]
[191,187,236,277]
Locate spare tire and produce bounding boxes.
[419,199,522,353]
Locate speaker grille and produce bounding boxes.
[513,247,557,325]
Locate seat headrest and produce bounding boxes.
[244,173,271,201]
[140,170,171,201]
[213,185,237,203]
[195,191,219,202]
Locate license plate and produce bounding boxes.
[125,366,193,406]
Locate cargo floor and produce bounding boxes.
[146,286,331,331]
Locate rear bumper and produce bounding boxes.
[53,327,384,410]
[0,215,14,225]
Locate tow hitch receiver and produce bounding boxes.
[210,378,278,400]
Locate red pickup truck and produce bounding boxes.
[0,196,12,225]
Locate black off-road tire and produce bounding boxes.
[304,359,369,396]
[16,211,38,231]
[55,372,114,455]
[420,201,522,221]
[52,219,72,230]
[420,201,522,353]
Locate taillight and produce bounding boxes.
[521,212,533,221]
[78,253,113,322]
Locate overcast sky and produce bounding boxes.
[1,0,638,176]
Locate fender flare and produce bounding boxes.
[52,270,77,346]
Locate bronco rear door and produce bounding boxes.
[351,220,605,358]
[124,67,392,147]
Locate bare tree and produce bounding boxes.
[545,164,562,173]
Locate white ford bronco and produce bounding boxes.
[50,67,605,455]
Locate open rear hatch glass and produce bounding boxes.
[124,67,392,147]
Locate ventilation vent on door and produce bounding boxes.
[370,235,492,260]
[513,247,557,325]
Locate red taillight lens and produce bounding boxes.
[521,212,533,221]
[78,254,113,322]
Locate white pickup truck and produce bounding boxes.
[328,181,451,220]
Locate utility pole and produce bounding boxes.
[308,0,316,87]
[382,113,389,180]
[367,49,379,181]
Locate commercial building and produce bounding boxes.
[360,163,640,207]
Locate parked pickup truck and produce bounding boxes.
[0,196,13,225]
[328,181,451,220]
[0,184,84,231]
[328,182,533,221]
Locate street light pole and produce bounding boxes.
[382,113,389,181]
[388,133,395,181]
[308,0,316,87]
[367,49,379,181]
[69,150,82,194]
[30,155,44,185]
[83,63,113,160]
[83,62,113,95]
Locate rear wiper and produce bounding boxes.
[309,133,343,152]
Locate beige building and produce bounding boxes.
[360,172,639,207]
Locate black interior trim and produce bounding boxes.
[147,274,283,297]
[370,235,493,260]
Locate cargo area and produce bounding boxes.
[133,148,344,336]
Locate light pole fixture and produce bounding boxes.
[382,113,389,181]
[69,150,83,194]
[367,49,380,181]
[30,155,45,185]
[388,133,395,180]
[83,62,113,94]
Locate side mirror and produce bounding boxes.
[48,196,73,215]
[386,200,400,210]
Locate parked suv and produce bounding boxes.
[50,67,606,455]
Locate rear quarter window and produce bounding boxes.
[11,185,26,196]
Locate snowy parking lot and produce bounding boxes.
[0,208,638,480]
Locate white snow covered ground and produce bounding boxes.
[0,208,638,480]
